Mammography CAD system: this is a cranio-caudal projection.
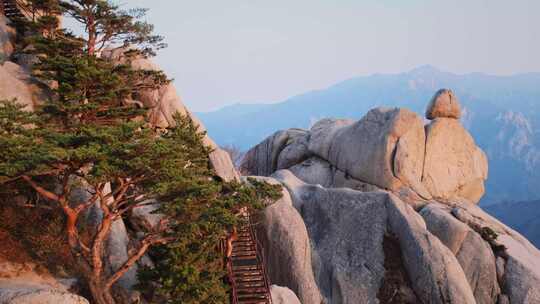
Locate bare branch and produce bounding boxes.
[105,234,173,290]
[15,203,54,210]
[22,176,60,202]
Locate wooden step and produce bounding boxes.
[234,276,264,283]
[236,280,265,287]
[234,273,264,280]
[232,264,260,270]
[234,270,263,276]
[231,255,258,261]
[231,250,257,257]
[233,247,255,253]
[238,293,268,300]
[227,213,271,304]
[232,243,255,249]
[232,240,255,244]
[236,287,268,294]
[237,300,269,304]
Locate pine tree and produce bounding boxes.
[137,178,281,304]
[0,1,281,304]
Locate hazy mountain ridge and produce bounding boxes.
[198,66,540,204]
[486,200,540,249]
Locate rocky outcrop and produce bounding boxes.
[307,109,428,198]
[240,129,310,176]
[0,44,239,303]
[0,283,88,304]
[243,90,540,304]
[452,204,540,304]
[0,260,88,304]
[422,118,488,204]
[267,170,477,304]
[0,15,15,61]
[102,47,239,182]
[426,89,462,119]
[254,169,540,304]
[241,90,488,205]
[421,204,500,304]
[246,176,322,304]
[269,285,302,304]
[130,200,163,232]
[0,61,45,110]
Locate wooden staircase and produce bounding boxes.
[1,0,25,21]
[227,213,273,304]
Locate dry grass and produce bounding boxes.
[0,201,76,277]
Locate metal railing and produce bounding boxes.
[224,212,273,304]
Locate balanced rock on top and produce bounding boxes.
[426,89,462,120]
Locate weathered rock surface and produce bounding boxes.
[240,129,309,176]
[453,204,540,304]
[308,108,428,198]
[288,156,334,187]
[260,173,540,304]
[102,47,239,182]
[287,156,384,193]
[426,88,461,119]
[384,194,476,304]
[423,118,488,204]
[0,15,15,61]
[248,176,322,304]
[271,170,476,304]
[456,231,500,304]
[240,90,489,205]
[421,203,500,304]
[0,61,44,110]
[208,148,240,182]
[269,285,302,304]
[0,260,88,304]
[276,129,311,170]
[0,283,89,304]
[130,200,163,232]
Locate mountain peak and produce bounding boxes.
[408,65,443,75]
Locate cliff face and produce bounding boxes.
[243,90,540,304]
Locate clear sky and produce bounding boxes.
[123,0,540,112]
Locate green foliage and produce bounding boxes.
[137,179,282,304]
[0,95,282,302]
[0,1,283,303]
[60,0,166,56]
[16,0,169,129]
[480,226,498,243]
[480,226,507,253]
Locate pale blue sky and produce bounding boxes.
[122,0,539,111]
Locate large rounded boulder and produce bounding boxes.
[307,108,429,198]
[422,118,488,204]
[426,88,462,120]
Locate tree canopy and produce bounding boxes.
[0,1,281,303]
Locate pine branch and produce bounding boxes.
[22,176,60,202]
[105,233,173,290]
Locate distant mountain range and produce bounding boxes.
[197,65,540,205]
[485,200,540,249]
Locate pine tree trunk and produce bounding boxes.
[87,13,96,56]
[88,278,116,304]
